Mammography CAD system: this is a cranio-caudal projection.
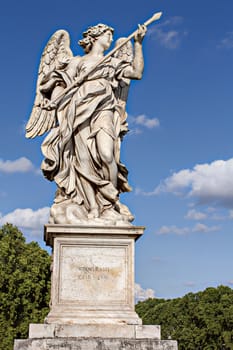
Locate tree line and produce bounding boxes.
[0,223,233,350]
[136,285,233,349]
[0,224,50,350]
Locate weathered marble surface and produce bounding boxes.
[45,224,144,325]
[29,324,161,339]
[14,338,178,350]
[16,12,178,350]
[25,22,148,225]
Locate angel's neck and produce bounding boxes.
[89,43,105,58]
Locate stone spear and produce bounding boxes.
[46,11,162,109]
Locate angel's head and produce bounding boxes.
[78,23,114,53]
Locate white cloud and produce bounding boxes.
[206,207,217,213]
[210,213,227,221]
[218,32,233,49]
[135,283,155,301]
[155,30,182,50]
[129,128,143,136]
[0,157,37,173]
[152,256,162,263]
[0,207,50,237]
[148,16,188,49]
[128,114,160,136]
[203,207,226,221]
[185,209,207,220]
[135,187,160,196]
[192,223,219,233]
[184,281,196,287]
[141,158,233,208]
[163,17,184,26]
[156,225,190,235]
[130,114,160,129]
[156,223,220,235]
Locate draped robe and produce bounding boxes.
[41,56,131,217]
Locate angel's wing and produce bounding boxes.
[26,30,73,138]
[113,38,133,103]
[113,38,134,137]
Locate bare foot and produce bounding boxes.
[88,207,99,219]
[115,200,134,222]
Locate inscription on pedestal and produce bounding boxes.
[76,266,110,280]
[45,226,144,323]
[58,243,130,306]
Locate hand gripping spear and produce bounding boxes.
[46,11,162,109]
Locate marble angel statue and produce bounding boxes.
[25,19,157,225]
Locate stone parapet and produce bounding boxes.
[13,224,178,350]
[14,337,178,350]
[29,323,161,339]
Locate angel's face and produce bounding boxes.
[97,30,113,50]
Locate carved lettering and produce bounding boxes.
[78,266,110,273]
[76,266,110,280]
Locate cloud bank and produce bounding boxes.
[148,16,188,49]
[0,157,37,174]
[138,158,233,208]
[131,114,160,129]
[128,114,160,136]
[135,283,155,301]
[185,209,207,220]
[218,31,233,49]
[156,223,220,235]
[0,207,50,238]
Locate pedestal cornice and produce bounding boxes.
[44,224,145,247]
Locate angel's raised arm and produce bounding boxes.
[121,24,147,81]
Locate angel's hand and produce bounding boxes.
[73,73,86,87]
[56,55,71,69]
[73,78,80,87]
[41,98,57,110]
[134,24,147,43]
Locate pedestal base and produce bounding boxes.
[14,337,178,350]
[13,224,178,349]
[29,323,161,339]
[44,225,144,325]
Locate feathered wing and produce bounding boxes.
[112,39,134,194]
[113,38,134,138]
[26,30,73,138]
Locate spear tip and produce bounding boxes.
[144,11,163,27]
[152,11,163,21]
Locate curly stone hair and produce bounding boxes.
[78,23,114,53]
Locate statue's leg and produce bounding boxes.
[73,119,99,218]
[80,175,99,218]
[95,111,118,189]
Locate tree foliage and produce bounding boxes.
[1,223,233,350]
[136,285,233,349]
[0,224,50,350]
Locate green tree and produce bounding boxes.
[0,224,51,350]
[136,286,233,349]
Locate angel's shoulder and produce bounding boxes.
[110,56,122,67]
[73,55,82,62]
[71,55,82,64]
[110,56,130,73]
[67,55,82,68]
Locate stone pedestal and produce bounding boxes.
[44,224,144,325]
[13,224,178,349]
[14,338,178,350]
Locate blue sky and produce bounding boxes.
[1,0,233,300]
